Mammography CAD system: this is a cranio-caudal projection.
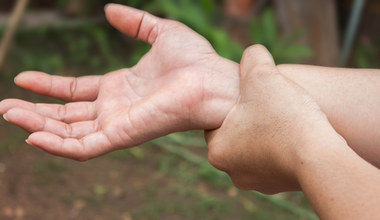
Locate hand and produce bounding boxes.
[205,45,344,194]
[0,4,239,161]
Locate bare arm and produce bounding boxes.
[206,45,380,219]
[278,65,380,167]
[297,134,380,220]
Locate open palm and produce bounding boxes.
[0,4,239,160]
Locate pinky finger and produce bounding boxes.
[27,131,114,161]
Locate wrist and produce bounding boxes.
[293,126,350,185]
[196,56,240,129]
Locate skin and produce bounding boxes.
[0,4,379,165]
[0,4,240,160]
[278,65,380,167]
[205,45,380,219]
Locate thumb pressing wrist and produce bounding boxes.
[239,44,279,99]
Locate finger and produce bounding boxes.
[5,108,98,139]
[14,71,101,102]
[0,99,96,123]
[27,131,114,161]
[105,3,161,45]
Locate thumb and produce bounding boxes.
[104,3,160,45]
[240,44,277,79]
[239,45,278,99]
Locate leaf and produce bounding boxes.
[200,0,215,15]
[281,45,313,58]
[262,8,277,47]
[250,21,265,45]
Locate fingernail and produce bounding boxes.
[25,139,31,145]
[2,114,8,121]
[104,3,114,11]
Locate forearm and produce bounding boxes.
[220,61,380,166]
[296,131,380,219]
[277,64,380,167]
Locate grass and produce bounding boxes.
[154,132,318,220]
[32,158,66,185]
[132,183,231,220]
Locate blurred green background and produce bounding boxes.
[0,0,378,219]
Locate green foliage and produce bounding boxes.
[1,0,312,78]
[112,0,155,9]
[3,23,126,76]
[108,148,132,160]
[143,0,244,62]
[55,0,69,10]
[137,1,311,63]
[127,41,151,66]
[353,37,380,68]
[250,9,312,64]
[158,155,176,173]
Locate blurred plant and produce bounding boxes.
[2,23,126,76]
[112,0,156,9]
[146,0,243,61]
[131,0,311,64]
[1,0,313,78]
[353,35,380,68]
[250,8,312,64]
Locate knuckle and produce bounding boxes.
[243,44,266,58]
[231,180,250,191]
[207,143,229,172]
[229,174,252,191]
[64,124,73,137]
[57,105,67,121]
[69,77,78,101]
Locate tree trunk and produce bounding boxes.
[0,0,29,70]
